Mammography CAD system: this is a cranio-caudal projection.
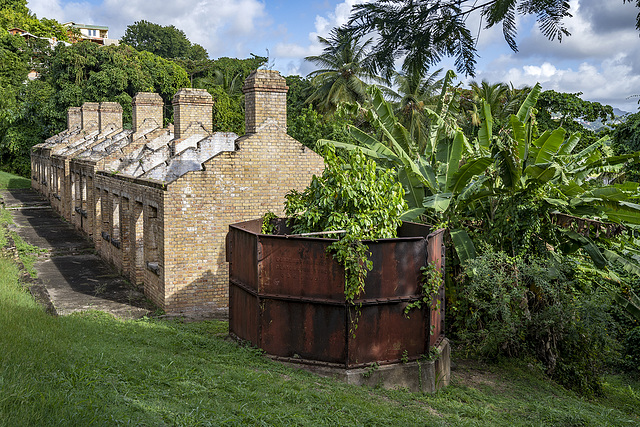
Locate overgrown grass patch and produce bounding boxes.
[0,170,30,190]
[0,204,45,277]
[1,250,639,426]
[9,230,46,277]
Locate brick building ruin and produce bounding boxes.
[31,70,325,316]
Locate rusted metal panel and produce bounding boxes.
[260,299,347,364]
[227,219,446,368]
[348,303,428,366]
[427,229,446,347]
[229,283,259,346]
[362,238,426,300]
[257,235,345,299]
[227,224,258,291]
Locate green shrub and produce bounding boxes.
[624,326,640,372]
[284,146,407,304]
[453,250,619,396]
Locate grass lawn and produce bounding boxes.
[0,170,638,426]
[0,170,31,190]
[0,252,639,426]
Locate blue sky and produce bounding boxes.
[28,0,640,112]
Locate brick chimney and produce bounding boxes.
[81,102,99,131]
[132,92,164,134]
[98,102,123,133]
[242,69,288,134]
[172,88,213,140]
[67,107,81,130]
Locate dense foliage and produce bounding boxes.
[304,28,384,114]
[318,72,640,394]
[613,112,640,182]
[121,20,208,60]
[456,251,619,396]
[284,146,407,304]
[537,90,614,151]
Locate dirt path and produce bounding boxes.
[1,188,154,319]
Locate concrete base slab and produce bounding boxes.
[2,189,155,320]
[275,339,451,393]
[8,207,94,254]
[35,254,152,319]
[1,188,49,208]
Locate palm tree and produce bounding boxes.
[382,68,444,150]
[467,80,527,127]
[193,68,243,96]
[305,28,384,114]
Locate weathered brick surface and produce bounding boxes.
[81,102,100,132]
[67,107,81,130]
[132,92,163,135]
[173,88,213,140]
[99,102,123,133]
[31,70,324,315]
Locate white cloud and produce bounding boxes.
[273,0,371,75]
[470,0,640,111]
[29,0,268,58]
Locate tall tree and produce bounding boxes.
[382,68,444,148]
[121,20,207,60]
[347,0,640,77]
[305,27,384,114]
[465,80,525,129]
[612,111,640,182]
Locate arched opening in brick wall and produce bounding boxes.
[133,201,144,285]
[112,196,120,243]
[101,189,109,241]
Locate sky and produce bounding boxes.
[27,0,640,113]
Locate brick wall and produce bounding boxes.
[67,107,81,130]
[81,102,100,131]
[32,69,325,315]
[172,88,213,140]
[132,92,164,136]
[98,102,123,134]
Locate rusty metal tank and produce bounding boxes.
[226,218,445,369]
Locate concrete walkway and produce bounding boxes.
[1,188,153,319]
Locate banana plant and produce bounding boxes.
[615,289,640,322]
[318,85,492,263]
[476,83,640,277]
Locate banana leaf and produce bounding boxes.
[614,290,640,322]
[449,157,493,194]
[478,100,492,150]
[524,162,562,183]
[423,193,452,212]
[603,249,640,276]
[534,128,566,164]
[560,229,607,268]
[445,131,465,190]
[450,228,477,264]
[516,82,541,123]
[557,132,581,156]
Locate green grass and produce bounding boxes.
[0,202,44,277]
[0,169,638,425]
[0,170,31,190]
[0,254,639,426]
